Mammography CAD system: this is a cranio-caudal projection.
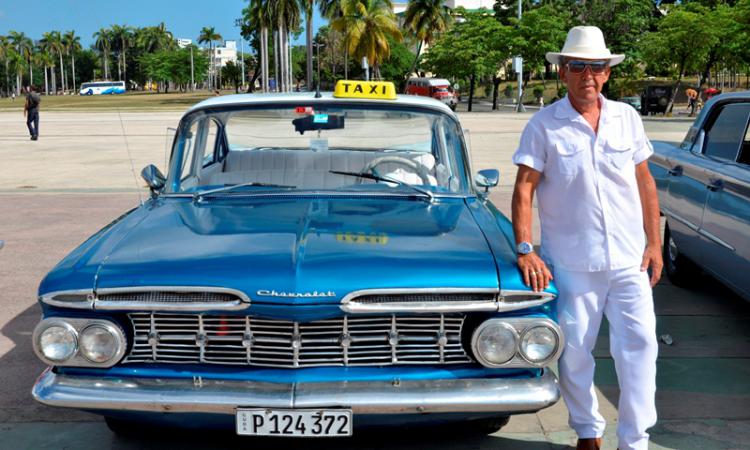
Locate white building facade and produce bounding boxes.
[393,0,495,14]
[212,41,238,68]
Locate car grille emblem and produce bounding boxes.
[256,289,336,298]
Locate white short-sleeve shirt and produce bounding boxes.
[512,95,653,272]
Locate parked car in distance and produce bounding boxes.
[648,91,750,301]
[32,80,562,438]
[641,85,672,115]
[621,96,641,111]
[405,77,458,111]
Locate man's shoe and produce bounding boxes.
[31,136,38,141]
[576,438,602,450]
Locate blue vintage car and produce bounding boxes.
[649,92,750,300]
[31,81,561,437]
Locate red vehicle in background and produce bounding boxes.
[405,77,458,111]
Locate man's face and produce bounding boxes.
[560,58,611,105]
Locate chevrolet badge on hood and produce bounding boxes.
[256,290,336,298]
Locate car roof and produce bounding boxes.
[186,91,456,117]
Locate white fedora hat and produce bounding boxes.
[546,26,625,66]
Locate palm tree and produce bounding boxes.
[63,31,81,92]
[246,1,273,92]
[301,0,314,90]
[111,25,134,85]
[403,0,452,75]
[0,36,13,96]
[198,26,223,90]
[93,27,112,79]
[39,33,58,94]
[273,0,301,92]
[46,31,66,93]
[8,49,25,95]
[34,50,55,95]
[332,0,402,79]
[9,31,33,90]
[137,23,174,53]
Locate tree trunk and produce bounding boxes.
[262,27,269,92]
[468,73,476,112]
[29,61,33,90]
[666,58,685,115]
[5,60,9,97]
[50,66,56,95]
[44,66,49,95]
[122,41,127,86]
[71,54,76,92]
[409,40,424,77]
[59,52,66,93]
[274,30,280,91]
[492,77,501,110]
[306,5,313,90]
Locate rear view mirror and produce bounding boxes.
[141,164,166,197]
[476,169,500,192]
[293,114,345,135]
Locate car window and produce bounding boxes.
[738,115,750,165]
[203,119,219,167]
[704,103,750,161]
[180,120,200,181]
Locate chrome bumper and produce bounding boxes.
[32,369,559,415]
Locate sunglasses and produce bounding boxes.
[565,60,609,74]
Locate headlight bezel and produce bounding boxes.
[518,324,562,365]
[35,320,79,363]
[470,317,564,369]
[78,322,127,364]
[32,318,126,368]
[471,320,519,367]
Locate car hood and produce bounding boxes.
[92,197,500,305]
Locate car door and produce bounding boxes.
[662,135,714,261]
[699,102,750,299]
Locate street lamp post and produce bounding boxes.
[516,0,526,113]
[234,18,245,91]
[313,42,325,90]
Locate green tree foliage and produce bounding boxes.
[139,46,208,92]
[222,61,242,92]
[510,4,570,81]
[378,36,415,87]
[423,8,512,111]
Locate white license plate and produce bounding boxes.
[236,408,353,437]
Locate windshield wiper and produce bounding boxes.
[329,170,434,203]
[194,181,296,201]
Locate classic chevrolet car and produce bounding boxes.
[649,92,750,301]
[31,80,562,437]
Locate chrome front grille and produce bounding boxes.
[124,313,472,368]
[99,292,239,303]
[353,293,497,304]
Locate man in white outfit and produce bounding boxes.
[511,26,662,450]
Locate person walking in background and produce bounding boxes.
[24,85,41,141]
[512,26,661,450]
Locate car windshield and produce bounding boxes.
[166,104,469,196]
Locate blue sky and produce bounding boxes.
[0,0,326,49]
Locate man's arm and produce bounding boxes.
[635,161,663,286]
[512,165,553,292]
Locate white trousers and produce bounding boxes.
[554,265,658,450]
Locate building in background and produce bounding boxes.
[393,0,494,14]
[212,40,238,68]
[176,38,193,49]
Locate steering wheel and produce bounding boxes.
[361,156,432,185]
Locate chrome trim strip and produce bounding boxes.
[663,209,699,232]
[471,318,564,369]
[698,229,736,252]
[93,286,251,311]
[39,289,95,310]
[32,318,127,368]
[341,288,555,314]
[32,368,559,415]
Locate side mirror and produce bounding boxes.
[141,164,166,197]
[476,169,499,193]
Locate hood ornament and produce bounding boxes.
[257,289,336,298]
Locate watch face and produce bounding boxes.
[517,242,533,254]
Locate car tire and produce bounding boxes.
[105,417,146,436]
[663,223,701,287]
[442,416,510,435]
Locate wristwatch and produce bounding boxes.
[516,241,534,255]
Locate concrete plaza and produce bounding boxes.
[0,107,748,449]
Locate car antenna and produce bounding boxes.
[117,108,144,206]
[315,82,322,99]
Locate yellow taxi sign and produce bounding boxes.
[333,80,397,100]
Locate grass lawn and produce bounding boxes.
[0,90,236,111]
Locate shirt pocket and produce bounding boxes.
[554,142,586,177]
[603,140,635,171]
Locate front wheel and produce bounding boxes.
[440,416,510,436]
[663,223,700,287]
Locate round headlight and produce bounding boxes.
[38,324,78,362]
[473,321,517,366]
[79,324,121,363]
[520,326,558,363]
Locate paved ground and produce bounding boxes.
[1,106,748,449]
